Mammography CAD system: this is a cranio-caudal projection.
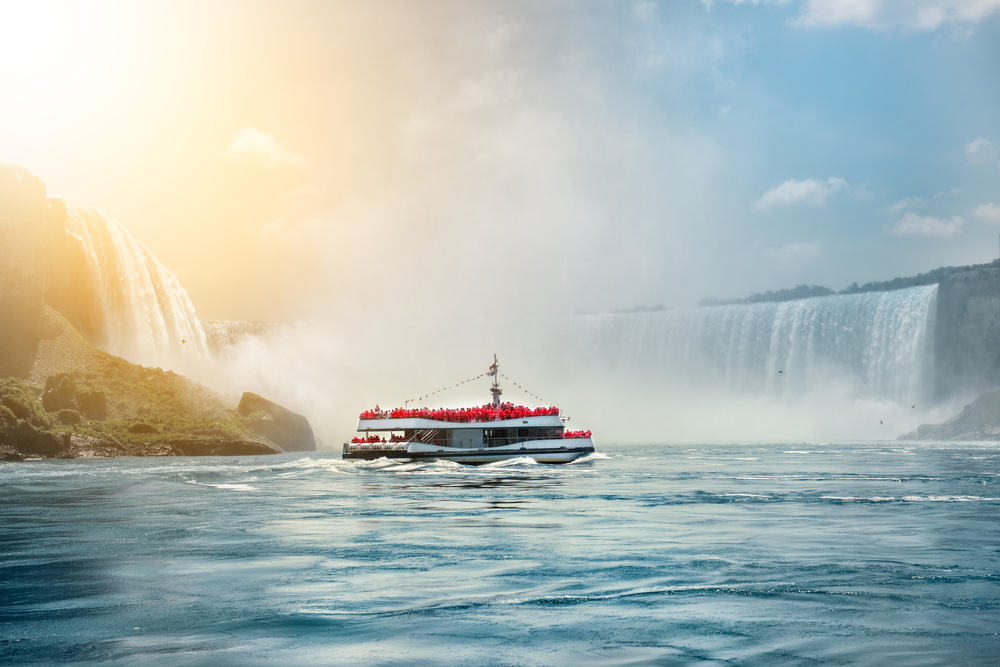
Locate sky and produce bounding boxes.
[1,0,999,323]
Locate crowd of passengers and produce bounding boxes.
[562,430,592,439]
[359,403,560,423]
[350,434,408,444]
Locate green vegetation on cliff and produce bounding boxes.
[0,162,308,460]
[0,307,281,459]
[700,260,1000,307]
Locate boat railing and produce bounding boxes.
[343,441,410,454]
[483,434,558,448]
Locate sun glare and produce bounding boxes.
[0,3,127,97]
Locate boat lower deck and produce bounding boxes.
[342,439,595,465]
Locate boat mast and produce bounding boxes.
[490,353,502,408]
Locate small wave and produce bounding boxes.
[783,450,810,454]
[902,495,999,502]
[185,480,258,491]
[569,452,610,464]
[424,459,466,469]
[494,581,804,606]
[266,457,358,477]
[481,456,538,468]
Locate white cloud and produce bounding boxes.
[966,136,999,165]
[754,176,847,209]
[889,189,961,212]
[794,0,1000,30]
[225,127,306,166]
[972,203,1000,223]
[707,0,1000,30]
[767,241,822,264]
[889,196,921,212]
[891,212,965,237]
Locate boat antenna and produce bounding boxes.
[489,353,502,408]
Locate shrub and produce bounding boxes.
[57,409,82,426]
[0,378,52,429]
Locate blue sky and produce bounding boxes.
[617,0,1000,300]
[1,0,998,318]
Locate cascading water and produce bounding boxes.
[561,285,938,406]
[63,204,209,369]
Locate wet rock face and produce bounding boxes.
[0,166,68,380]
[57,409,81,426]
[41,373,106,420]
[42,373,77,412]
[76,389,107,420]
[238,392,316,452]
[0,445,23,461]
[899,388,1000,441]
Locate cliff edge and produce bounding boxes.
[898,389,1000,441]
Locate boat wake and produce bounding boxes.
[569,452,611,464]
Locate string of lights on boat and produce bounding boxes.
[402,369,553,409]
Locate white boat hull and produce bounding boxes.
[343,438,595,464]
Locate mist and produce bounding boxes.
[5,1,1000,446]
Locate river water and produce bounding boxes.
[2,442,999,666]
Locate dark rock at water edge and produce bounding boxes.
[238,392,316,452]
[0,444,24,461]
[899,388,1000,440]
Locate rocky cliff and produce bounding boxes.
[0,163,312,459]
[0,307,284,459]
[239,392,316,452]
[899,388,1000,441]
[933,270,1000,401]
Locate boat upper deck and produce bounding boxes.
[358,414,563,432]
[357,404,562,431]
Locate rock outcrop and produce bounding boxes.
[238,392,316,452]
[0,377,70,456]
[0,314,291,460]
[0,164,65,380]
[0,164,318,461]
[899,389,1000,440]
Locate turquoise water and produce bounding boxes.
[2,443,999,665]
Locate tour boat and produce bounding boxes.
[342,357,595,464]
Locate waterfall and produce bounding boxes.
[561,285,938,406]
[63,204,208,368]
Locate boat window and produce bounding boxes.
[481,426,563,448]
